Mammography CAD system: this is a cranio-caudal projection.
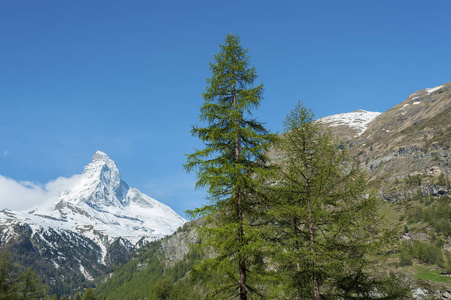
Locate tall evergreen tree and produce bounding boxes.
[81,288,96,300]
[18,267,46,300]
[185,34,274,299]
[0,249,18,300]
[153,278,172,299]
[267,102,410,299]
[73,293,82,300]
[0,249,47,300]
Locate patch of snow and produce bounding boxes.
[413,101,421,105]
[401,104,409,109]
[0,224,18,244]
[51,260,59,269]
[79,263,94,281]
[318,110,381,137]
[426,85,443,94]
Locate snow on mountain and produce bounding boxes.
[426,85,444,94]
[318,109,381,137]
[0,151,186,254]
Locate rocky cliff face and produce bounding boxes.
[159,220,202,268]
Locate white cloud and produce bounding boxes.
[0,175,82,211]
[3,151,9,156]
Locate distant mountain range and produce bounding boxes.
[0,151,185,295]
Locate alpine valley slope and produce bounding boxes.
[319,82,451,298]
[0,151,186,296]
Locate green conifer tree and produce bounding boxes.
[0,249,18,300]
[18,267,46,300]
[267,102,410,299]
[153,278,172,299]
[81,288,96,300]
[73,293,82,300]
[185,33,274,299]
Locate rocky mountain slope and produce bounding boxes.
[321,82,451,298]
[344,83,451,199]
[0,151,185,296]
[317,83,451,199]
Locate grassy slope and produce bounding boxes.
[94,229,203,300]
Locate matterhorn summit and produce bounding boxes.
[40,151,187,243]
[0,151,186,286]
[60,151,130,208]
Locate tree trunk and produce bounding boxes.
[238,188,246,300]
[308,199,320,300]
[234,86,247,300]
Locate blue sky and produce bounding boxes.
[1,1,450,218]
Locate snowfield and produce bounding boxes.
[318,109,381,137]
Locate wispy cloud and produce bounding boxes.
[0,175,82,211]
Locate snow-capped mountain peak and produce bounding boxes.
[84,151,120,181]
[47,151,186,242]
[60,151,129,208]
[318,109,381,136]
[0,151,186,275]
[83,151,122,192]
